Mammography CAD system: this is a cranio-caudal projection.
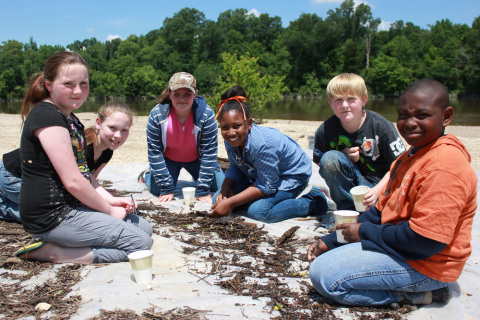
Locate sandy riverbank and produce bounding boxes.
[1,113,479,171]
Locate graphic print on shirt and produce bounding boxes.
[329,135,376,172]
[361,135,380,161]
[69,122,91,180]
[390,137,406,157]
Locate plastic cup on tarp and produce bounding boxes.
[127,250,153,284]
[334,210,360,243]
[350,185,370,212]
[182,187,196,206]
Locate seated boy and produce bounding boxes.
[307,79,477,306]
[313,73,405,210]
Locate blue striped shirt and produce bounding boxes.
[146,96,218,196]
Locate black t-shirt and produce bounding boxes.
[2,149,21,178]
[86,143,113,174]
[313,110,406,184]
[19,102,90,234]
[3,143,112,179]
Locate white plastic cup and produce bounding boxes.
[350,186,370,212]
[127,250,153,284]
[307,135,315,150]
[334,210,360,243]
[182,187,196,206]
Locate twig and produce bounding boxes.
[188,271,212,286]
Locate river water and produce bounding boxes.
[1,97,479,126]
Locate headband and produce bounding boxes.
[215,96,248,120]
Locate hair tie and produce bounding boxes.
[215,96,247,120]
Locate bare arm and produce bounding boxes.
[35,126,126,219]
[364,171,390,210]
[211,183,265,217]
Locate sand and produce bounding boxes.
[1,112,479,171]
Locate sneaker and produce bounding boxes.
[311,185,337,212]
[137,169,148,183]
[303,185,337,216]
[432,286,451,304]
[395,287,451,306]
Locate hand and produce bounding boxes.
[307,238,330,262]
[363,189,379,210]
[108,206,128,220]
[341,146,360,163]
[216,187,234,202]
[211,199,233,217]
[196,194,213,203]
[336,223,362,243]
[110,197,134,213]
[158,193,174,202]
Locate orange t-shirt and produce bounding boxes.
[377,134,477,282]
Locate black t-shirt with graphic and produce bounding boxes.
[313,110,406,184]
[19,102,90,234]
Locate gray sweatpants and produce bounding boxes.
[33,207,153,263]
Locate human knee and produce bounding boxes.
[246,202,276,223]
[320,151,345,174]
[136,232,153,251]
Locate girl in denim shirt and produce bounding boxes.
[211,86,335,223]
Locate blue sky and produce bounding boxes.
[0,0,478,47]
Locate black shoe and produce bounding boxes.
[137,169,148,183]
[432,286,451,303]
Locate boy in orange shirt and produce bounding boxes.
[308,79,477,306]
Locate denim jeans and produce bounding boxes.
[319,151,376,210]
[145,157,225,197]
[212,176,317,223]
[33,207,153,263]
[0,161,21,221]
[309,242,448,306]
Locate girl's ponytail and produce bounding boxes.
[21,73,49,123]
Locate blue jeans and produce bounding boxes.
[309,242,448,306]
[213,176,319,223]
[319,151,376,210]
[0,161,21,221]
[33,207,153,263]
[145,157,225,197]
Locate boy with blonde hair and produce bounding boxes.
[313,73,405,210]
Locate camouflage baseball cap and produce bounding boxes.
[169,72,197,94]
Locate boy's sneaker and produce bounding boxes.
[137,169,148,183]
[312,185,337,212]
[432,286,451,304]
[303,185,337,216]
[394,287,451,305]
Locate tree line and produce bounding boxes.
[1,0,479,106]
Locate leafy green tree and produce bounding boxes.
[90,70,122,98]
[0,40,25,98]
[193,62,220,94]
[161,8,206,70]
[462,16,480,93]
[123,65,164,98]
[208,52,285,118]
[298,72,323,96]
[365,53,413,96]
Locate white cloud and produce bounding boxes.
[86,28,95,33]
[106,35,123,42]
[247,8,261,17]
[378,20,392,31]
